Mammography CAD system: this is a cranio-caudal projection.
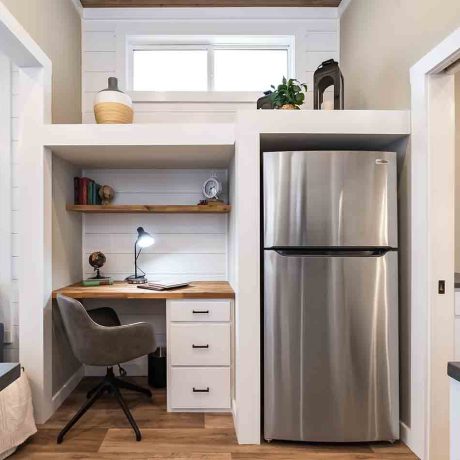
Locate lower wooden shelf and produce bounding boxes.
[66,204,231,214]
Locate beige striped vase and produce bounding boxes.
[94,77,133,124]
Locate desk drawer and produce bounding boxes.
[170,324,230,366]
[169,367,230,410]
[169,300,231,322]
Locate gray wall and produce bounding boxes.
[340,0,460,110]
[1,0,81,123]
[340,0,460,429]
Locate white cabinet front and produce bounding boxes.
[169,300,231,322]
[170,367,231,410]
[169,323,230,366]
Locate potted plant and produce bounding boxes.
[269,77,308,110]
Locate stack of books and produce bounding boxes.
[74,177,103,205]
[82,278,113,287]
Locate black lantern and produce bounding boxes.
[313,59,344,110]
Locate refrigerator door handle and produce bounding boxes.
[272,248,393,257]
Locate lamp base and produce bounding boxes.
[126,275,148,285]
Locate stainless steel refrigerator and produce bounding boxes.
[263,151,399,443]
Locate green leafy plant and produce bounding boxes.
[269,77,308,109]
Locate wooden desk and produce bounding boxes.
[52,281,235,413]
[52,281,235,300]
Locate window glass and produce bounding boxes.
[133,50,208,91]
[214,49,288,91]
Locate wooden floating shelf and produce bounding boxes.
[66,204,231,214]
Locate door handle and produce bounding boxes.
[193,387,210,393]
[192,344,209,349]
[192,310,209,314]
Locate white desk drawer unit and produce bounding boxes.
[167,299,233,412]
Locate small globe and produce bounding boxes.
[89,251,106,269]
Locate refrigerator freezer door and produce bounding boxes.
[264,151,398,248]
[264,250,399,442]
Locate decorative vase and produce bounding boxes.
[280,104,299,110]
[94,77,133,124]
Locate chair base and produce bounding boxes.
[57,368,152,444]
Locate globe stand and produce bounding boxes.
[90,268,109,280]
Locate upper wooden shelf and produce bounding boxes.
[66,204,231,214]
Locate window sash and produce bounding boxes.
[128,42,293,92]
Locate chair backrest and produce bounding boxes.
[56,294,100,364]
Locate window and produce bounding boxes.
[133,49,208,91]
[129,36,293,92]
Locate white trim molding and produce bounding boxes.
[83,7,338,21]
[70,0,83,18]
[129,91,261,103]
[338,0,352,17]
[410,26,460,460]
[52,366,84,412]
[0,1,53,424]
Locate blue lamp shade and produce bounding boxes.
[136,227,154,248]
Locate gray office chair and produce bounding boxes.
[56,294,155,443]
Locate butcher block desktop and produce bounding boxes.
[52,281,235,300]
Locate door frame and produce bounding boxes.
[0,2,52,423]
[410,27,460,459]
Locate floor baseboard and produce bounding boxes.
[400,421,417,455]
[51,366,84,413]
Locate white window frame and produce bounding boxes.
[126,35,295,101]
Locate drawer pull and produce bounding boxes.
[193,387,210,393]
[192,309,210,314]
[192,344,209,349]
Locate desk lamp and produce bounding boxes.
[126,227,154,284]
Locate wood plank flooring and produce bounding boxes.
[12,377,419,459]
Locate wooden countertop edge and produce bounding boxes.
[51,292,235,300]
[51,281,235,300]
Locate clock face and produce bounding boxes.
[202,177,222,200]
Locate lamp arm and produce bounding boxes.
[134,245,147,279]
[134,243,141,278]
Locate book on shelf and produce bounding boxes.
[73,177,104,205]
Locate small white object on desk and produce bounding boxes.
[138,281,190,291]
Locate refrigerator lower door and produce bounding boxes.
[264,250,399,442]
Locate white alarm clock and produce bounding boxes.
[202,176,222,201]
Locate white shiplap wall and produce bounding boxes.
[82,169,228,375]
[81,8,339,123]
[3,65,21,362]
[82,169,228,281]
